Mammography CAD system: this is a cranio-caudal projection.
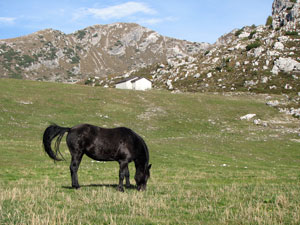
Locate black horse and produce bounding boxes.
[42,124,151,192]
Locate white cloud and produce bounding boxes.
[74,2,156,20]
[138,17,177,25]
[0,17,16,25]
[138,18,163,25]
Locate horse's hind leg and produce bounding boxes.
[125,165,130,188]
[70,153,83,189]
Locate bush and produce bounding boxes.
[285,31,298,36]
[266,16,273,26]
[249,31,257,39]
[246,41,261,51]
[71,55,80,64]
[3,49,18,62]
[215,66,222,72]
[19,55,35,67]
[85,79,93,85]
[77,30,86,40]
[9,72,22,79]
[235,28,244,37]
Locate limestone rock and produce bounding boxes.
[272,57,300,74]
[272,0,300,30]
[274,42,284,51]
[266,100,280,107]
[240,114,256,121]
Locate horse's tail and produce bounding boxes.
[42,124,71,161]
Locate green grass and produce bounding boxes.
[0,78,300,224]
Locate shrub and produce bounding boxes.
[246,41,261,51]
[76,30,86,40]
[84,79,93,85]
[0,44,7,51]
[114,40,123,47]
[215,66,222,72]
[64,47,75,56]
[266,16,273,26]
[19,55,35,67]
[285,31,298,36]
[235,28,244,37]
[71,55,80,64]
[249,31,257,39]
[3,49,18,62]
[9,72,22,79]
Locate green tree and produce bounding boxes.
[266,16,273,27]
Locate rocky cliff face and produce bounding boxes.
[272,0,300,30]
[0,23,209,82]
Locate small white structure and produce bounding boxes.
[115,77,152,91]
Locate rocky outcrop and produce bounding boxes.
[272,0,300,30]
[272,57,300,74]
[0,23,209,82]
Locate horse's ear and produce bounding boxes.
[148,164,152,170]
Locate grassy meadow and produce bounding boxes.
[0,78,300,224]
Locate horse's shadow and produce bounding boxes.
[62,184,136,190]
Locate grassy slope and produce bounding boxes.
[0,79,299,224]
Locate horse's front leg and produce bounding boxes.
[118,161,128,192]
[125,165,130,188]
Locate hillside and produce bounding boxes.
[100,0,300,93]
[0,79,299,224]
[97,0,300,118]
[0,23,209,82]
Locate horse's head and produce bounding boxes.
[135,164,151,191]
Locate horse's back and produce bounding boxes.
[69,124,132,137]
[66,124,141,162]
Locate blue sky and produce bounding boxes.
[0,0,274,43]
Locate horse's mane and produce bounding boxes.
[131,130,149,165]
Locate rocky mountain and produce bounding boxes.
[102,0,299,92]
[0,23,209,82]
[95,0,299,117]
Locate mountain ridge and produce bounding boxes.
[0,22,209,82]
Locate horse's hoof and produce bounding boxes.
[118,186,124,192]
[72,186,80,189]
[125,184,131,188]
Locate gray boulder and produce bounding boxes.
[272,57,300,74]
